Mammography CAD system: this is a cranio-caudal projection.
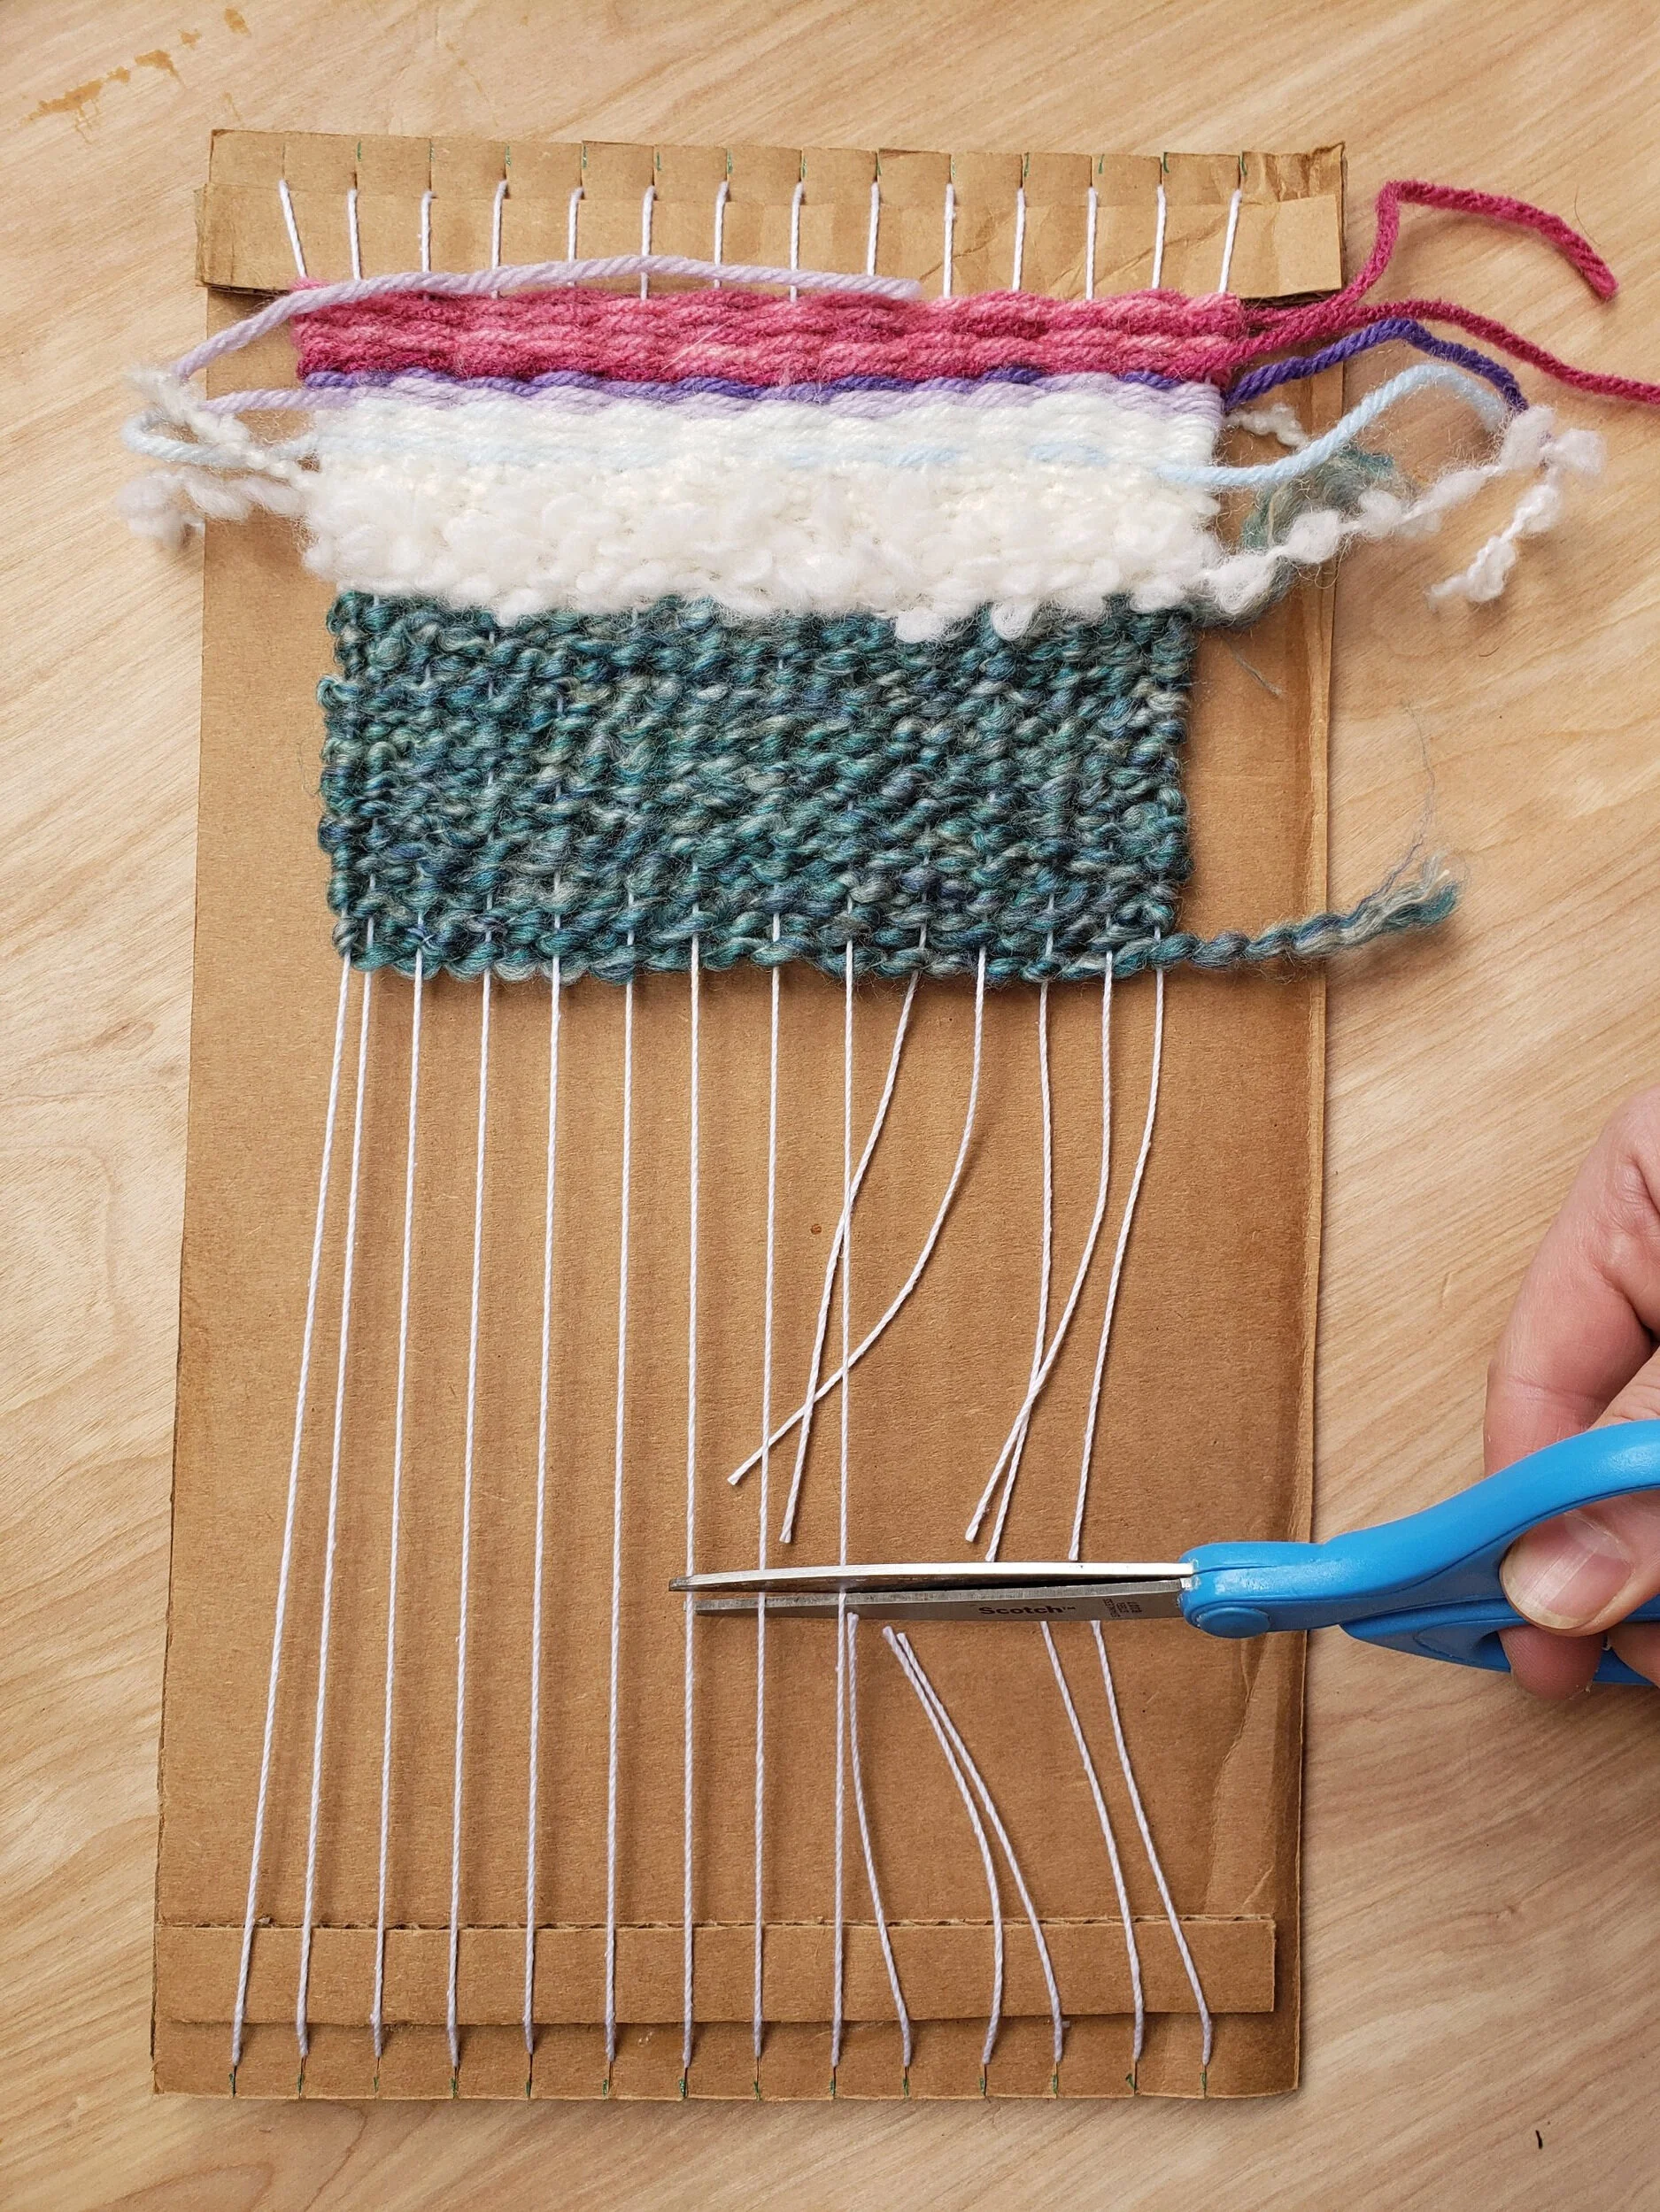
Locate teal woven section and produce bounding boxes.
[317,592,1195,983]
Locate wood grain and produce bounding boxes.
[5,0,1660,2200]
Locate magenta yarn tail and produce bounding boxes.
[1233,176,1660,409]
[1346,179,1618,307]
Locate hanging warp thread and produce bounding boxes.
[135,173,1660,2094]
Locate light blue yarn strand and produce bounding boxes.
[1152,361,1509,488]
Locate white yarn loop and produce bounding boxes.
[1224,398,1309,448]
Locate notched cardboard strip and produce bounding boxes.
[195,129,1340,298]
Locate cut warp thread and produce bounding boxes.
[886,1630,1066,2078]
[184,167,1660,2099]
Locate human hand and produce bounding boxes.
[1490,1091,1660,1694]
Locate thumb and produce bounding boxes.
[1500,1358,1660,1635]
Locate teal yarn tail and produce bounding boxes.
[1110,852,1461,975]
[315,590,1459,987]
[318,591,1195,986]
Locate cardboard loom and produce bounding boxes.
[155,134,1343,2101]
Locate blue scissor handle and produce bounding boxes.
[1179,1422,1660,1685]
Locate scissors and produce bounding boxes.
[674,1422,1660,1687]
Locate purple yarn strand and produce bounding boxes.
[295,361,1197,405]
[1226,316,1525,412]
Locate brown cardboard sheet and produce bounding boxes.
[156,135,1343,2100]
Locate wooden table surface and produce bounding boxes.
[7,3,1660,2204]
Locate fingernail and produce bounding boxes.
[1502,1507,1637,1629]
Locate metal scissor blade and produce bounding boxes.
[673,1561,1193,1624]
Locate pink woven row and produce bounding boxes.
[293,179,1660,410]
[294,284,1254,389]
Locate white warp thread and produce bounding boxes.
[845,1614,913,2069]
[830,945,853,2075]
[373,954,424,2063]
[524,959,561,2069]
[1091,1620,1213,2069]
[1050,962,1215,2070]
[1216,186,1243,295]
[753,922,782,2071]
[230,952,350,2084]
[981,978,1057,1560]
[1041,1623,1145,2065]
[968,967,1114,1549]
[295,964,374,2062]
[682,941,700,2086]
[603,966,636,2075]
[884,1626,1004,2073]
[887,1630,1065,2073]
[277,175,306,279]
[1069,967,1164,1561]
[764,971,919,1527]
[446,968,492,2081]
[769,952,984,1538]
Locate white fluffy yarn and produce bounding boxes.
[120,356,1603,624]
[302,382,1226,639]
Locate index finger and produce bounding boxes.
[1484,1089,1660,1477]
